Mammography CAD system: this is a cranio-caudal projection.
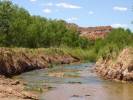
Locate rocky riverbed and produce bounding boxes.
[16,62,133,100]
[95,47,133,82]
[0,75,39,100]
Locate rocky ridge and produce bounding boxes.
[67,23,112,40]
[79,26,112,40]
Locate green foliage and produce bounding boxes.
[94,28,133,59]
[97,43,120,60]
[0,1,133,62]
[59,47,97,62]
[0,1,89,48]
[0,1,13,34]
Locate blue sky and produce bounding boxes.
[11,0,133,30]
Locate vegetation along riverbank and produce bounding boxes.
[0,0,133,100]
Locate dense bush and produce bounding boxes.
[0,1,89,48]
[94,28,133,59]
[0,1,133,62]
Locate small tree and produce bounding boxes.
[0,1,13,34]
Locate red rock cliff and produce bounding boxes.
[79,26,112,40]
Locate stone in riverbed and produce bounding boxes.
[85,94,91,96]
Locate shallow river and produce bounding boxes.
[15,63,133,100]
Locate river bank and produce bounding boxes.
[0,47,89,99]
[0,47,81,76]
[0,75,38,100]
[95,47,133,82]
[0,47,133,99]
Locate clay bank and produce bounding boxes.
[95,47,133,82]
[0,48,79,77]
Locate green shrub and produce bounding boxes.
[0,1,90,48]
[95,28,133,59]
[97,43,120,60]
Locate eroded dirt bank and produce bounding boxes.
[95,47,133,82]
[0,48,79,77]
[0,47,80,100]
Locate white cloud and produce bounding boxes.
[56,2,81,9]
[67,17,78,21]
[29,0,37,2]
[88,11,94,15]
[113,6,128,11]
[43,8,52,13]
[111,24,128,28]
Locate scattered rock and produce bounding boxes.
[68,81,82,84]
[11,80,20,85]
[71,95,81,97]
[85,94,91,96]
[0,77,39,100]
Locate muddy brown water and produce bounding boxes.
[15,63,133,100]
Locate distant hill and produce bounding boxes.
[78,26,112,40]
[67,23,112,40]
